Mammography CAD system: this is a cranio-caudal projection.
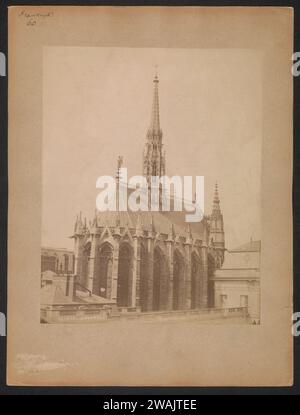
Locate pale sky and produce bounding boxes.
[42,47,262,250]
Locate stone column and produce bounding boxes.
[166,237,174,310]
[108,237,120,303]
[73,235,83,276]
[184,242,192,309]
[86,234,97,292]
[160,247,169,311]
[195,256,202,308]
[200,244,208,308]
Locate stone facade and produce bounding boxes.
[213,240,261,323]
[41,247,74,274]
[72,74,225,312]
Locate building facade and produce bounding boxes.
[213,240,261,323]
[41,247,74,275]
[72,75,225,312]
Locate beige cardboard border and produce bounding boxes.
[7,6,293,386]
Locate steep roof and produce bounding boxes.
[96,210,206,240]
[220,251,260,270]
[216,240,261,271]
[231,240,261,253]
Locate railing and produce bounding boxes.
[134,306,247,315]
[42,302,113,311]
[41,302,114,323]
[118,306,248,320]
[41,303,248,324]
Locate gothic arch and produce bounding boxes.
[93,242,113,298]
[81,242,91,287]
[173,249,185,310]
[117,243,133,307]
[139,243,148,311]
[191,252,201,309]
[207,253,216,308]
[173,242,185,257]
[153,239,167,255]
[153,246,166,311]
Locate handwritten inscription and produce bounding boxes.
[18,10,54,26]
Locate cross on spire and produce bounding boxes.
[149,69,160,133]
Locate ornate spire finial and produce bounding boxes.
[167,223,175,242]
[93,208,98,227]
[116,156,124,211]
[212,181,221,216]
[149,70,160,132]
[118,155,123,169]
[154,64,158,82]
[184,224,192,244]
[214,181,219,199]
[113,214,121,237]
[134,213,143,238]
[150,215,155,231]
[74,214,78,233]
[116,155,123,180]
[136,213,142,230]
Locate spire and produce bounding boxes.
[74,212,84,235]
[167,223,175,242]
[113,214,121,237]
[116,155,123,181]
[185,224,192,245]
[149,71,160,134]
[92,209,98,227]
[212,182,221,216]
[116,156,123,211]
[150,215,155,232]
[143,71,165,183]
[74,214,78,232]
[210,182,225,267]
[134,213,143,238]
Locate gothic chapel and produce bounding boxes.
[72,74,225,312]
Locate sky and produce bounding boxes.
[42,46,262,250]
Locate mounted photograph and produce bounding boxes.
[7,6,292,386]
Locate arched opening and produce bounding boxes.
[139,244,148,312]
[93,243,113,297]
[117,243,133,307]
[173,250,184,310]
[191,253,200,309]
[153,247,164,311]
[207,254,216,307]
[41,255,56,273]
[64,254,69,273]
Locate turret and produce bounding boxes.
[209,182,225,267]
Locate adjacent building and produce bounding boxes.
[213,240,261,323]
[41,247,74,274]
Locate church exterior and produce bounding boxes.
[72,74,225,313]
